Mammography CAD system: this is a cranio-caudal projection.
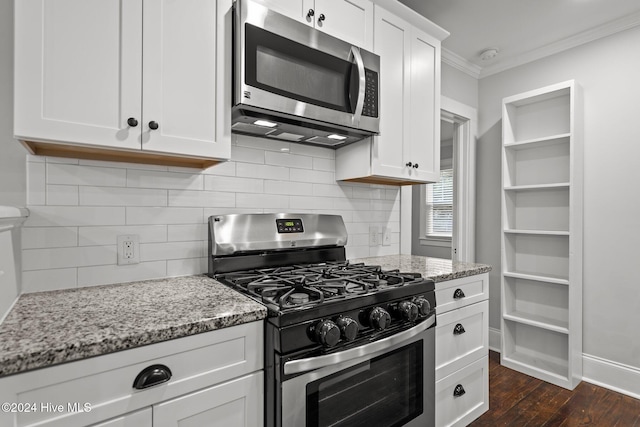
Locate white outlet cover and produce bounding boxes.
[117,234,140,265]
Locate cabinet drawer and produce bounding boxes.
[89,409,151,427]
[436,300,488,381]
[435,356,489,427]
[0,322,262,427]
[436,273,488,314]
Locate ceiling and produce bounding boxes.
[398,0,640,78]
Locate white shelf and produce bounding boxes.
[504,183,570,191]
[505,133,571,150]
[501,80,582,390]
[503,271,569,286]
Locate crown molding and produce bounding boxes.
[479,9,640,78]
[441,48,481,79]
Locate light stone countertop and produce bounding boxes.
[350,254,491,282]
[0,275,267,377]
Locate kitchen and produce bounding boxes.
[1,0,640,426]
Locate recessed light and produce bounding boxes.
[254,120,278,127]
[327,134,347,140]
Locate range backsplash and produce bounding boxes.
[22,135,400,292]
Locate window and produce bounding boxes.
[425,168,453,238]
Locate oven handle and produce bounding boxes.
[283,315,436,376]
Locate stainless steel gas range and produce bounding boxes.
[208,213,436,427]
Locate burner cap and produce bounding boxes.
[289,292,310,305]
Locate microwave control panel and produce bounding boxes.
[362,69,378,118]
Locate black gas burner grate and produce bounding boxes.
[219,261,424,311]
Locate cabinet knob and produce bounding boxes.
[453,384,466,397]
[127,117,138,127]
[148,121,159,130]
[413,163,419,169]
[133,364,172,390]
[453,323,466,335]
[453,288,465,299]
[307,8,314,18]
[405,162,413,167]
[318,13,325,22]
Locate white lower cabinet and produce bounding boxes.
[435,273,489,427]
[0,322,263,427]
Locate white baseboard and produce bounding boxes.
[488,327,501,353]
[583,353,640,400]
[488,329,640,399]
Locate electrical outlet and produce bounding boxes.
[117,234,140,265]
[369,226,380,246]
[382,226,391,246]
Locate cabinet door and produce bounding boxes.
[153,372,263,427]
[408,27,440,182]
[314,0,373,50]
[252,0,310,25]
[370,7,410,179]
[89,409,151,427]
[14,0,142,150]
[142,0,231,160]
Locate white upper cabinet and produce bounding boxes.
[14,0,232,168]
[335,4,446,185]
[252,0,373,50]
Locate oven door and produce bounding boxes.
[281,316,435,427]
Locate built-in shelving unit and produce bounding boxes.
[500,80,583,390]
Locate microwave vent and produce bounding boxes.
[306,136,346,146]
[231,122,277,136]
[267,132,305,142]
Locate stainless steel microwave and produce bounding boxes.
[232,0,380,148]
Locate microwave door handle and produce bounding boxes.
[283,315,435,376]
[349,46,366,124]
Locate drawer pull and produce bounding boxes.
[453,288,466,299]
[453,384,466,397]
[133,364,172,390]
[453,323,466,335]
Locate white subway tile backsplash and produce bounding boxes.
[27,162,46,205]
[22,227,78,249]
[22,268,78,292]
[24,142,400,291]
[168,224,207,242]
[78,261,167,287]
[78,225,167,246]
[290,168,334,184]
[47,163,126,187]
[204,175,263,193]
[236,193,289,209]
[168,190,235,208]
[140,241,204,262]
[237,162,289,181]
[265,151,313,169]
[47,185,79,205]
[23,245,116,270]
[126,169,204,190]
[80,186,167,206]
[264,180,313,196]
[25,206,125,227]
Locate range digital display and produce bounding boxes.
[276,218,304,233]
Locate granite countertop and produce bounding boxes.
[351,254,491,282]
[0,275,267,378]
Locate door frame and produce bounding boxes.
[401,96,477,262]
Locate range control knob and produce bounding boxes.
[414,296,431,316]
[314,319,340,347]
[369,307,391,331]
[335,316,359,341]
[398,301,419,322]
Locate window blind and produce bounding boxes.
[426,168,453,237]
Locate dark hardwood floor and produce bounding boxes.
[469,351,640,426]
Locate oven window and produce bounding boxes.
[306,342,423,427]
[245,24,354,113]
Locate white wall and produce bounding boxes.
[21,138,401,292]
[477,25,640,369]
